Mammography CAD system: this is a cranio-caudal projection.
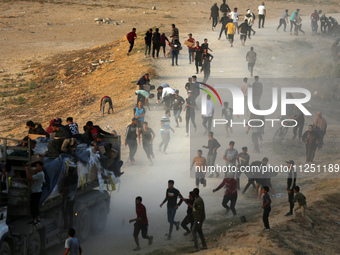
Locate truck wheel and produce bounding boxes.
[77,208,91,241]
[28,232,41,255]
[92,201,108,234]
[0,240,11,255]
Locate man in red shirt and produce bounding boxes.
[310,10,320,35]
[187,33,195,64]
[213,173,238,216]
[126,28,137,56]
[129,197,153,251]
[99,96,114,116]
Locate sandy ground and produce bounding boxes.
[0,0,340,254]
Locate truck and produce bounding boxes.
[0,135,122,255]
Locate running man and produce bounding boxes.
[218,13,230,40]
[213,173,238,216]
[277,9,289,32]
[129,196,153,251]
[191,188,207,253]
[246,47,257,77]
[190,150,207,188]
[238,20,249,45]
[138,122,155,165]
[160,180,183,240]
[126,28,137,56]
[193,42,203,74]
[125,118,139,164]
[203,131,221,178]
[159,110,175,154]
[220,0,231,15]
[226,20,236,47]
[134,100,146,129]
[172,90,185,127]
[180,192,195,236]
[183,91,197,136]
[100,96,114,116]
[201,49,214,83]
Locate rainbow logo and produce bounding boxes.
[199,82,222,106]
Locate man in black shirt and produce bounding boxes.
[285,160,297,216]
[144,29,153,58]
[183,91,197,137]
[203,131,221,178]
[138,122,155,165]
[172,90,185,127]
[137,73,150,91]
[152,28,161,58]
[238,20,250,45]
[220,0,231,15]
[242,159,261,194]
[180,191,194,236]
[26,120,50,138]
[125,118,139,164]
[218,13,230,40]
[160,180,183,240]
[210,3,219,30]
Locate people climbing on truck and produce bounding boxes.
[25,161,45,226]
[26,120,50,138]
[83,121,116,144]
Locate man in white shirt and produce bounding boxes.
[258,2,266,28]
[161,87,175,110]
[240,77,251,116]
[229,8,239,34]
[202,95,215,134]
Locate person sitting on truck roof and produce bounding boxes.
[82,121,116,144]
[64,228,82,255]
[52,123,71,139]
[26,120,50,138]
[46,119,55,134]
[65,117,81,140]
[25,161,45,226]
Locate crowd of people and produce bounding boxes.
[10,0,334,253]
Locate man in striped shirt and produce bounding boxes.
[159,110,175,154]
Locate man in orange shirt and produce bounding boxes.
[191,150,207,188]
[226,20,236,47]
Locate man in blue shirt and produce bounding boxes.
[290,9,300,34]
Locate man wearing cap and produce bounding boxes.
[210,3,219,31]
[172,90,185,127]
[290,9,300,34]
[285,160,297,216]
[187,34,195,64]
[310,10,320,35]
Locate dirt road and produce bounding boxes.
[47,15,340,255]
